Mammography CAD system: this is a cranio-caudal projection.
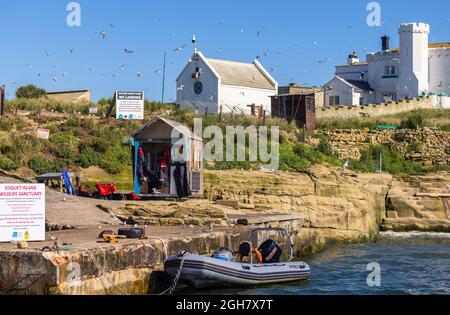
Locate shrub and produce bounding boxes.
[0,156,19,170]
[91,138,110,153]
[0,118,13,131]
[400,114,424,130]
[99,145,130,174]
[316,137,334,156]
[279,143,310,171]
[407,142,422,153]
[54,145,76,159]
[14,117,27,131]
[44,124,59,134]
[350,145,423,175]
[27,156,54,174]
[76,147,99,168]
[65,117,81,128]
[50,133,79,146]
[99,159,125,174]
[15,84,47,99]
[80,118,95,131]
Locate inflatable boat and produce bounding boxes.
[164,228,310,289]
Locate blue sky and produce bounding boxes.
[0,0,449,102]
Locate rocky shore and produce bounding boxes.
[1,166,449,294]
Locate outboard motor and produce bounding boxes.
[258,239,283,263]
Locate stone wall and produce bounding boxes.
[316,96,433,120]
[312,129,450,166]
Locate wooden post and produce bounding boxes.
[0,85,5,117]
[204,106,208,117]
[106,92,117,118]
[302,124,306,142]
[262,110,266,126]
[219,105,222,122]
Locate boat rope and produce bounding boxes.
[159,252,189,295]
[86,250,130,295]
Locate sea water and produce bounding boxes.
[181,232,450,295]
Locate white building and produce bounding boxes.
[324,22,450,107]
[176,51,278,114]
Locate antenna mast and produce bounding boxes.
[161,51,166,104]
[192,34,197,53]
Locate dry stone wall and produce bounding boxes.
[312,129,450,166]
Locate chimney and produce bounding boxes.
[382,35,390,51]
[347,51,359,65]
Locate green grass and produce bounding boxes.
[316,109,450,130]
[349,144,450,175]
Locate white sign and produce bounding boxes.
[116,91,144,120]
[36,128,50,140]
[0,184,45,242]
[89,107,98,115]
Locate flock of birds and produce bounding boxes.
[4,14,450,97]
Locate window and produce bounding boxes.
[383,93,394,102]
[328,96,340,106]
[328,96,335,106]
[383,66,397,78]
[335,96,340,105]
[194,81,203,95]
[359,97,365,105]
[306,98,315,111]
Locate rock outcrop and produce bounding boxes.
[382,172,450,232]
[204,165,393,256]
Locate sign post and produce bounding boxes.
[0,184,46,242]
[115,91,144,120]
[0,85,5,117]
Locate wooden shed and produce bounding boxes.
[131,116,203,198]
[271,93,316,131]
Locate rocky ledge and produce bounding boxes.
[382,172,450,232]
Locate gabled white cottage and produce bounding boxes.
[176,51,278,114]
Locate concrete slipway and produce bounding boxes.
[0,220,302,295]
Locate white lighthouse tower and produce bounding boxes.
[396,22,430,100]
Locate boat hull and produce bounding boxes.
[164,253,310,289]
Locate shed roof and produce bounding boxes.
[132,116,202,141]
[47,89,90,95]
[205,58,276,90]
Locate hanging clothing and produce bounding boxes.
[173,161,191,199]
[137,147,145,183]
[157,145,172,184]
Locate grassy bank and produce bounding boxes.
[316,109,450,131]
[0,98,449,184]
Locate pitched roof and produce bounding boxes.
[132,116,202,141]
[205,58,276,90]
[345,79,374,92]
